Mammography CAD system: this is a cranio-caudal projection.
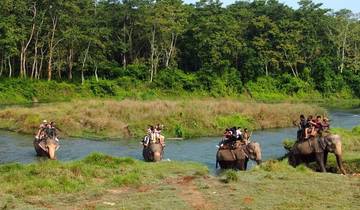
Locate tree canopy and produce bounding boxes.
[0,0,359,96]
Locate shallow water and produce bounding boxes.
[0,109,359,171]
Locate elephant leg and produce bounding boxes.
[315,153,326,172]
[335,154,346,175]
[244,158,249,170]
[323,151,328,169]
[288,153,298,167]
[235,159,245,170]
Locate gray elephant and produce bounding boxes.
[33,137,59,160]
[142,143,164,162]
[288,134,346,174]
[216,141,262,170]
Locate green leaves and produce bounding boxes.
[0,0,358,97]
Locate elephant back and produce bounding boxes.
[292,137,322,155]
[217,147,246,161]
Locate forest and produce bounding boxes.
[0,0,359,98]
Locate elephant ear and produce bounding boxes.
[325,138,336,152]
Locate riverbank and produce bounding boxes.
[0,99,324,139]
[0,153,358,209]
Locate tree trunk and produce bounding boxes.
[265,62,268,76]
[8,57,12,78]
[0,56,4,77]
[150,25,156,82]
[127,28,133,62]
[123,19,127,69]
[57,63,62,79]
[94,64,99,82]
[290,64,297,77]
[20,44,25,78]
[67,48,73,80]
[47,16,57,81]
[340,21,350,73]
[31,42,38,79]
[31,14,43,79]
[154,51,160,77]
[22,4,36,79]
[165,33,177,68]
[81,42,91,85]
[38,47,45,79]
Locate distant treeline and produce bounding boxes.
[0,0,359,97]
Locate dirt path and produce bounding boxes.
[173,176,216,210]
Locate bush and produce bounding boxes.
[154,68,199,91]
[175,124,184,138]
[278,74,313,95]
[282,139,295,151]
[85,79,117,97]
[82,153,135,168]
[222,170,239,183]
[312,57,350,95]
[246,77,286,101]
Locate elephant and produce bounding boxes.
[216,141,262,170]
[288,134,346,174]
[142,143,164,162]
[33,137,59,160]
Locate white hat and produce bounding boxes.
[43,120,48,123]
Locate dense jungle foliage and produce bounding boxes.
[0,0,359,98]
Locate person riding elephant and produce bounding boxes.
[216,141,262,170]
[287,133,346,175]
[142,125,165,162]
[33,120,60,160]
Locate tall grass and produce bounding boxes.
[0,99,324,138]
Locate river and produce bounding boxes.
[0,109,359,170]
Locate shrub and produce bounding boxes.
[282,139,295,151]
[82,153,135,168]
[278,74,313,95]
[85,79,117,97]
[154,68,199,91]
[175,124,184,138]
[222,170,239,183]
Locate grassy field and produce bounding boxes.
[0,153,358,210]
[0,99,324,139]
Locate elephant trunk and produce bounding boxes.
[153,151,161,162]
[256,159,262,165]
[46,139,58,160]
[48,144,56,160]
[335,154,346,175]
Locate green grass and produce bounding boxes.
[209,160,359,210]
[0,154,358,209]
[0,153,209,209]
